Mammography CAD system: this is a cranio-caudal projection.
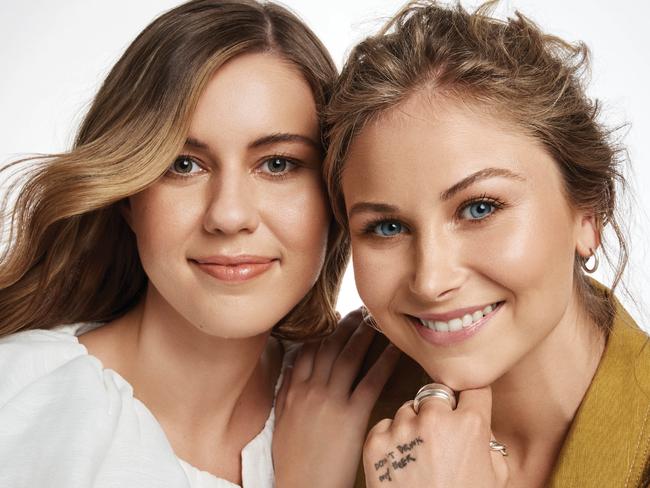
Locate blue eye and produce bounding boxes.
[261,157,295,175]
[461,201,495,220]
[169,156,203,175]
[374,221,403,237]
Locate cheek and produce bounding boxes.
[298,192,330,252]
[129,189,201,267]
[352,239,406,315]
[265,180,330,268]
[466,202,576,307]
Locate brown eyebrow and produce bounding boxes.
[348,167,523,218]
[348,202,400,218]
[440,167,524,201]
[248,132,321,152]
[184,133,321,153]
[185,137,209,150]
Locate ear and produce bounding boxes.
[119,198,134,230]
[574,211,601,259]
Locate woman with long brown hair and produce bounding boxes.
[325,1,650,486]
[0,1,398,486]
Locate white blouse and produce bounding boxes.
[0,323,279,488]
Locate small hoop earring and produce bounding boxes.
[361,306,382,334]
[581,247,599,274]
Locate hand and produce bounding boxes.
[273,309,401,488]
[363,386,509,487]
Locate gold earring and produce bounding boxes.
[361,306,382,333]
[581,247,599,273]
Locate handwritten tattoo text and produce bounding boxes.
[373,437,424,482]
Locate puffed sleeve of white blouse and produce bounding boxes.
[0,326,191,488]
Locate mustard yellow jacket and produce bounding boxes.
[354,303,650,487]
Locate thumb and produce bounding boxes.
[456,384,493,423]
[489,430,510,486]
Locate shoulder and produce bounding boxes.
[607,303,650,387]
[0,324,190,487]
[0,324,104,405]
[549,303,650,487]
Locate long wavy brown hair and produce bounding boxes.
[324,0,628,330]
[0,0,349,340]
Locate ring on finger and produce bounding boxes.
[413,383,457,413]
[489,440,508,457]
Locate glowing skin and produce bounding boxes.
[343,94,601,392]
[79,53,329,482]
[127,53,329,340]
[344,94,605,484]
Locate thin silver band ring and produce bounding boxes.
[413,383,457,412]
[489,440,508,456]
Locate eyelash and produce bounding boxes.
[360,194,507,238]
[455,193,507,224]
[164,154,301,180]
[361,215,407,237]
[164,155,205,179]
[256,155,300,180]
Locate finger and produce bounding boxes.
[281,341,301,370]
[363,418,394,481]
[351,343,401,406]
[456,387,496,471]
[455,385,493,424]
[489,433,510,484]
[367,417,393,437]
[310,309,363,383]
[328,315,378,390]
[391,399,418,425]
[415,389,457,416]
[274,365,293,418]
[291,341,319,382]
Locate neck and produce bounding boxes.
[135,288,276,422]
[79,285,281,477]
[490,296,606,481]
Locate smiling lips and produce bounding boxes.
[192,255,277,282]
[410,301,504,346]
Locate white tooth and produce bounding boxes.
[434,321,449,332]
[483,305,493,314]
[472,310,483,322]
[421,320,436,330]
[462,314,473,327]
[448,318,463,331]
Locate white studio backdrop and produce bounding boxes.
[1,0,648,326]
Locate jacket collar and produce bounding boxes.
[549,303,650,487]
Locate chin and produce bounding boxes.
[188,311,276,339]
[195,324,273,340]
[421,363,502,392]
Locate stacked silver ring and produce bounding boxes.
[412,383,457,413]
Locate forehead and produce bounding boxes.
[189,52,319,143]
[342,93,562,197]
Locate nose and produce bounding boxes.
[408,230,465,302]
[202,168,260,235]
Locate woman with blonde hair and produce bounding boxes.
[0,1,398,486]
[325,1,650,486]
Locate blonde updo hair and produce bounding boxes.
[324,0,627,330]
